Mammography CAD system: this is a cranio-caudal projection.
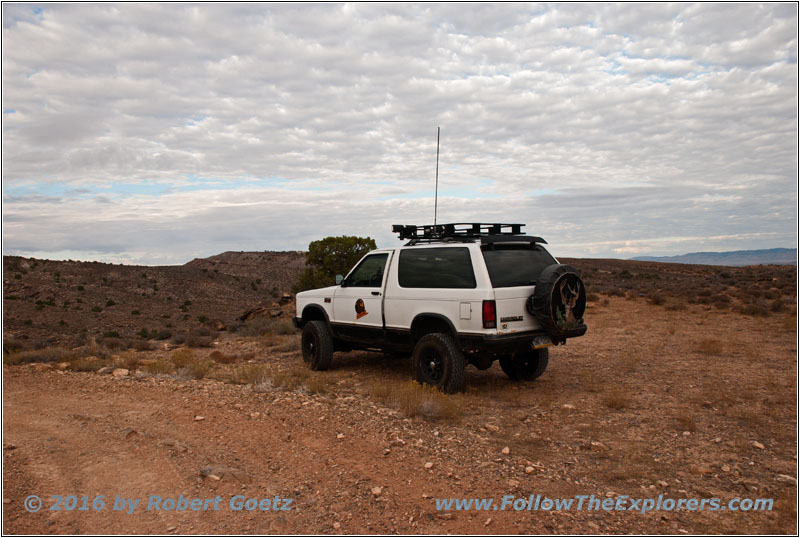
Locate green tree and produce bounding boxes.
[292,235,377,293]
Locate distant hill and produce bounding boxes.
[632,248,796,267]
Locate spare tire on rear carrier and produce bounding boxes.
[527,264,588,343]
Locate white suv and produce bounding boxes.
[293,223,587,392]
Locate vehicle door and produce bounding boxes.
[333,252,391,331]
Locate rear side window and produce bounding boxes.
[481,245,557,288]
[398,247,476,288]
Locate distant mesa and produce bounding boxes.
[632,248,796,267]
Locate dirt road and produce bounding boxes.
[3,297,797,534]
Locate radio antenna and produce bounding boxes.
[434,126,440,226]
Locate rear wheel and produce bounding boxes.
[411,333,466,393]
[301,320,333,371]
[499,349,549,381]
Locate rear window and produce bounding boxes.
[481,245,557,288]
[398,247,476,288]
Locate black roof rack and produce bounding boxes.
[392,223,547,246]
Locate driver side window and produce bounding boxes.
[344,253,388,288]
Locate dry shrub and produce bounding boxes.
[174,361,214,380]
[740,303,769,317]
[770,299,786,313]
[171,348,196,368]
[129,339,155,351]
[169,348,213,379]
[170,333,186,345]
[3,338,27,355]
[368,380,393,401]
[70,356,107,372]
[648,292,666,306]
[382,381,463,421]
[271,366,308,391]
[144,359,174,375]
[116,352,140,371]
[10,347,77,364]
[586,293,600,302]
[230,363,271,385]
[262,334,300,352]
[209,350,238,364]
[99,337,125,350]
[303,375,329,395]
[664,298,687,311]
[606,288,626,297]
[602,387,630,410]
[75,337,111,360]
[154,329,172,340]
[674,411,697,432]
[695,339,724,355]
[185,328,216,348]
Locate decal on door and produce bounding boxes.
[355,298,368,320]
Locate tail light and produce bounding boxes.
[482,300,497,329]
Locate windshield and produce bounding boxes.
[481,245,557,288]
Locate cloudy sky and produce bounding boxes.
[2,3,797,265]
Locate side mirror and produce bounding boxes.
[335,274,344,285]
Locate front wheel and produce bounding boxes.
[411,333,466,393]
[499,349,549,381]
[301,320,333,371]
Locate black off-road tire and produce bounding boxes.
[411,333,466,393]
[301,320,333,371]
[499,349,549,381]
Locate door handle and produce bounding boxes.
[371,291,380,296]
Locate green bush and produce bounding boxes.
[292,235,376,293]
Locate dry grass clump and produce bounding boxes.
[739,303,769,317]
[397,382,463,420]
[229,363,271,385]
[129,339,155,351]
[605,288,627,298]
[648,291,666,305]
[674,411,697,432]
[170,348,213,379]
[5,346,76,364]
[144,358,175,375]
[3,338,28,355]
[261,334,300,352]
[117,352,141,371]
[602,386,630,410]
[695,339,724,355]
[664,299,687,311]
[185,328,217,348]
[209,350,239,364]
[69,356,107,372]
[371,380,463,422]
[270,367,307,391]
[303,375,329,395]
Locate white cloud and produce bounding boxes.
[2,3,797,264]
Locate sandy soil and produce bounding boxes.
[3,297,797,534]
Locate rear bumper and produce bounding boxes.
[460,324,587,353]
[292,316,301,329]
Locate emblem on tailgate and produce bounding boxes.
[500,316,523,323]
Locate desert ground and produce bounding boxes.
[3,254,797,534]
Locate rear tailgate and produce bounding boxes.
[493,286,542,335]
